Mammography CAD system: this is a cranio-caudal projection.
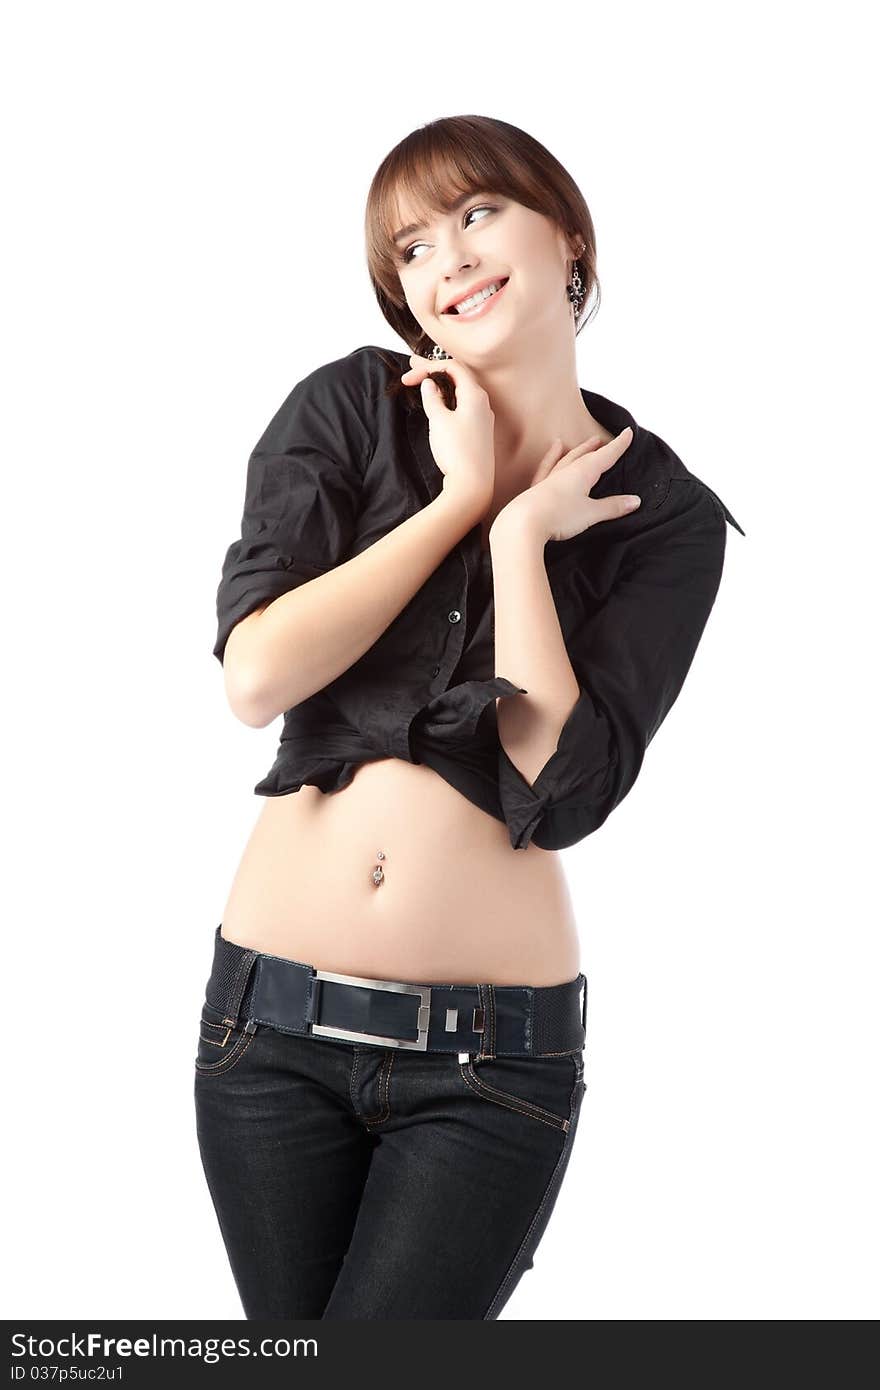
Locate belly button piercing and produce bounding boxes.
[371,849,386,887]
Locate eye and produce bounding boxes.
[401,204,496,264]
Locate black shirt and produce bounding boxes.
[213,345,745,852]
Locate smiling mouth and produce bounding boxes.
[443,277,510,314]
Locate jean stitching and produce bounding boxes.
[350,1046,361,1112]
[482,1073,582,1318]
[247,1015,307,1036]
[201,1012,241,1048]
[195,1028,256,1075]
[226,948,257,1023]
[363,1049,395,1125]
[458,1060,568,1131]
[468,1066,570,1126]
[486,984,497,1060]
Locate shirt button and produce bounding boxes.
[448,610,461,623]
[432,664,440,677]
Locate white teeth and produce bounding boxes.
[451,280,505,313]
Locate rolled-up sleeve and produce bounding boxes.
[498,483,732,851]
[213,357,370,664]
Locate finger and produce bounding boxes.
[593,492,641,521]
[400,365,452,410]
[551,434,607,471]
[417,375,447,413]
[569,433,607,450]
[531,438,568,485]
[591,426,634,474]
[402,355,457,382]
[400,363,450,389]
[402,353,484,396]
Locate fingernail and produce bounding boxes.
[625,495,641,509]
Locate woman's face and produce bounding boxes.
[392,188,576,357]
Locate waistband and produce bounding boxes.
[204,925,587,1059]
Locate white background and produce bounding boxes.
[3,0,877,1321]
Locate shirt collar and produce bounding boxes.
[403,376,745,542]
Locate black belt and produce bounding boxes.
[204,925,587,1058]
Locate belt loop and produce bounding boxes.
[305,974,322,1024]
[482,983,496,1060]
[223,947,259,1027]
[580,974,588,1038]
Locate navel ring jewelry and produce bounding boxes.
[371,849,386,887]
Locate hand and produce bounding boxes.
[494,428,640,544]
[400,353,495,520]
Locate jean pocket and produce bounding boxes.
[194,999,258,1077]
[457,1051,582,1132]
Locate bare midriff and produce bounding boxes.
[219,758,581,987]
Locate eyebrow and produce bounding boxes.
[392,191,486,247]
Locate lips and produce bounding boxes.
[443,277,510,314]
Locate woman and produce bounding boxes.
[194,115,744,1320]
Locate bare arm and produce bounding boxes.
[489,509,581,787]
[225,493,476,728]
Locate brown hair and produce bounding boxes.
[364,114,601,410]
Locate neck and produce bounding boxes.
[461,323,614,491]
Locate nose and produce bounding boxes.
[437,242,477,278]
[438,255,477,307]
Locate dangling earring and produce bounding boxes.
[566,243,587,317]
[430,343,452,361]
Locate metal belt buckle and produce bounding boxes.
[310,970,432,1051]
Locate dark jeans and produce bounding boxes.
[194,951,586,1320]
